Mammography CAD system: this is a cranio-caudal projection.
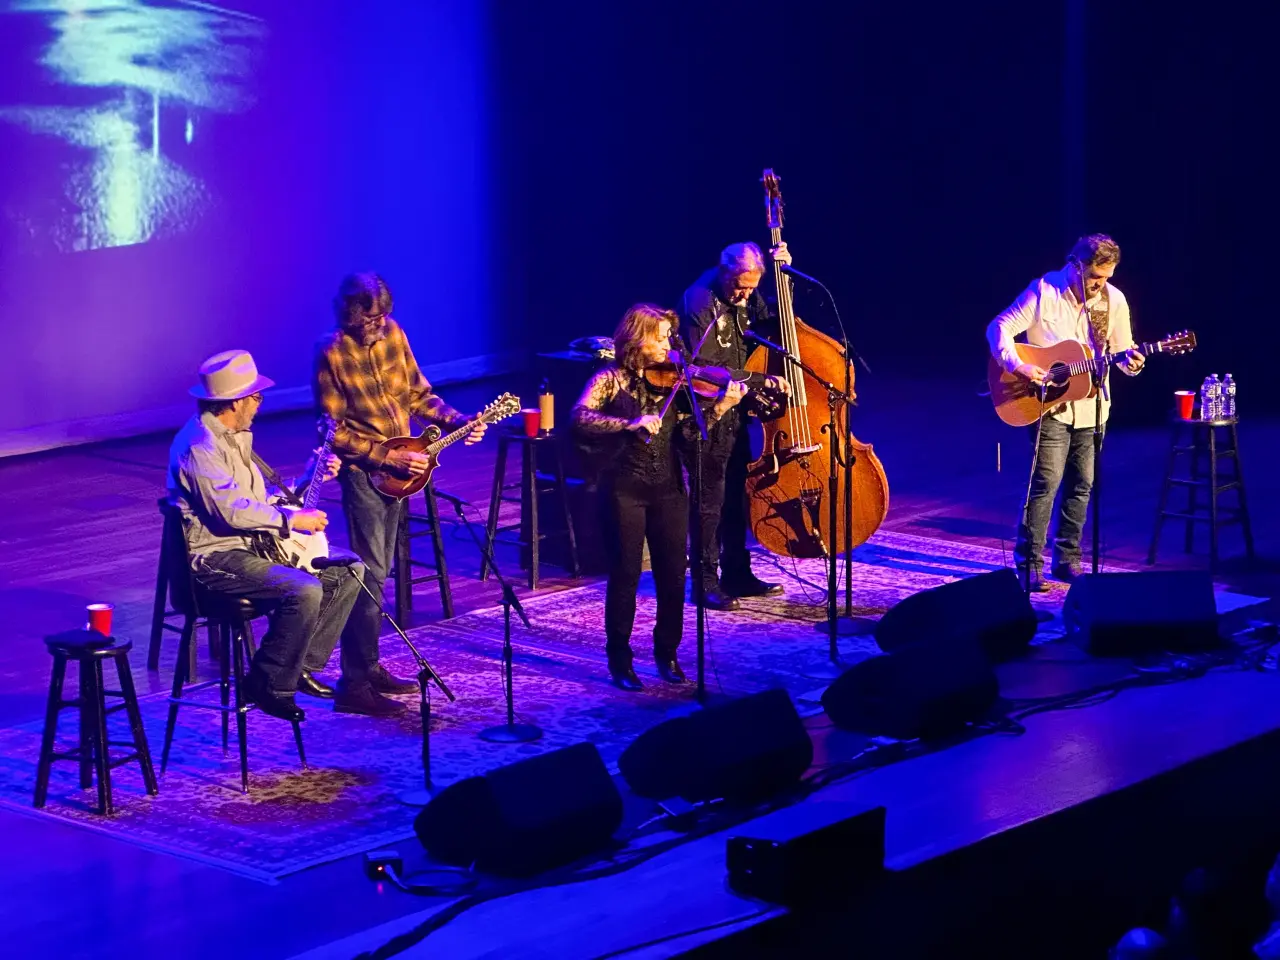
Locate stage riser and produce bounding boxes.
[696,726,1280,959]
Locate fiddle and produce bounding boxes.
[641,359,747,399]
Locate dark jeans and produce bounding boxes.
[682,412,754,591]
[1016,417,1104,570]
[600,474,688,667]
[193,549,363,695]
[337,465,404,684]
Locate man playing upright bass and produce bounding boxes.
[677,241,792,610]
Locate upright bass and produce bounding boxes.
[743,169,889,558]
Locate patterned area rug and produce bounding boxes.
[0,531,1232,882]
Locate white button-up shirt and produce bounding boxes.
[987,265,1138,429]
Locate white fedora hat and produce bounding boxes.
[189,349,276,401]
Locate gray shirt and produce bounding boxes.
[167,411,291,563]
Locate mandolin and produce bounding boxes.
[988,331,1197,427]
[369,393,520,500]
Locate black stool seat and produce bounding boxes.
[1148,415,1256,571]
[483,430,581,590]
[35,632,158,815]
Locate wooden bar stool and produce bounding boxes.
[1148,415,1256,571]
[393,481,455,625]
[35,632,158,815]
[482,430,580,590]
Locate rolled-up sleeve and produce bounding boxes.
[1109,289,1141,376]
[180,445,289,536]
[987,285,1039,374]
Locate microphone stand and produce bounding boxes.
[443,496,540,743]
[773,265,872,638]
[669,343,712,705]
[315,555,454,806]
[749,334,860,679]
[1091,354,1106,574]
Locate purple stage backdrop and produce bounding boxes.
[0,1,498,456]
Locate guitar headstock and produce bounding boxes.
[482,392,522,423]
[316,414,338,445]
[1156,330,1197,355]
[761,168,784,231]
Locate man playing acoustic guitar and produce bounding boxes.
[168,350,360,721]
[314,272,486,716]
[986,234,1145,591]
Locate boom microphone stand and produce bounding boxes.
[442,494,539,743]
[745,331,860,679]
[312,554,454,805]
[668,338,713,705]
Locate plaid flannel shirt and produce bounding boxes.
[313,318,466,469]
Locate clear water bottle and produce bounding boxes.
[1223,373,1236,419]
[1199,376,1213,420]
[1207,374,1222,420]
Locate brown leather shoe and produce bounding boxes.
[368,663,418,694]
[335,680,408,717]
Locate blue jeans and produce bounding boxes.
[1016,417,1104,570]
[192,549,363,695]
[337,465,403,684]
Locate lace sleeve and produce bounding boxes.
[572,368,632,434]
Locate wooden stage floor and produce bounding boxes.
[1,375,1278,959]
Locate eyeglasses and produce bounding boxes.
[247,392,264,404]
[351,313,387,328]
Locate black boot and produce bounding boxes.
[721,573,784,598]
[297,670,335,699]
[656,657,686,684]
[608,658,643,691]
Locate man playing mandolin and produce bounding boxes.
[987,233,1144,591]
[314,272,486,716]
[677,241,792,611]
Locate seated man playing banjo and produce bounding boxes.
[167,349,365,720]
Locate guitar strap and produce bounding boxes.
[1087,285,1111,354]
[251,452,306,507]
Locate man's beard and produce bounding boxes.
[350,323,388,347]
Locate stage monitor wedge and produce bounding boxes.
[1064,571,1220,656]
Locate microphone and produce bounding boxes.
[432,488,471,512]
[778,263,822,285]
[743,329,789,355]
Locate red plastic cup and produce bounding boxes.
[1175,390,1195,420]
[87,603,114,636]
[522,408,540,438]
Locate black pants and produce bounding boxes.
[600,474,688,667]
[682,412,753,591]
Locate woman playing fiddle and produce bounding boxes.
[572,303,745,691]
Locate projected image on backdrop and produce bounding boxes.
[0,0,265,253]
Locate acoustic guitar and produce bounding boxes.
[988,331,1197,427]
[370,393,520,501]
